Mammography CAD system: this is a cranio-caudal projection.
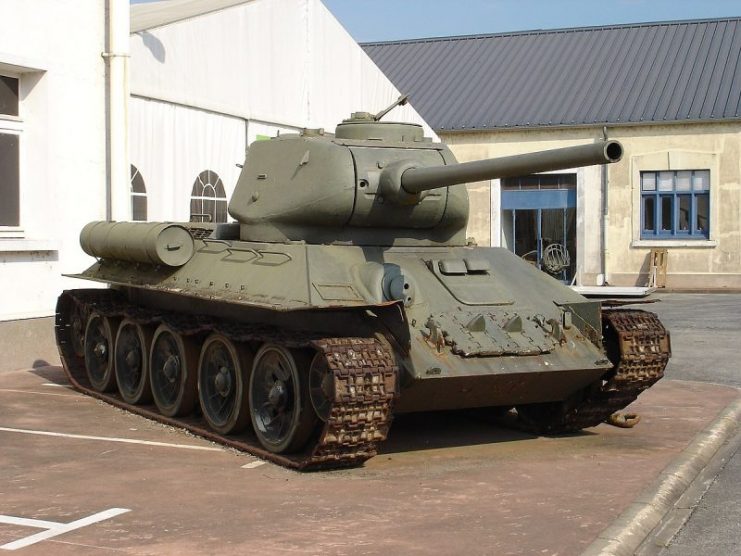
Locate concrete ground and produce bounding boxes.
[0,363,737,555]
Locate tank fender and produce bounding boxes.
[557,301,603,347]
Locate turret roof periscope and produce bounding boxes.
[362,17,741,132]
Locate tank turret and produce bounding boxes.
[229,108,622,246]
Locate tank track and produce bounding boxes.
[517,308,671,433]
[55,289,398,471]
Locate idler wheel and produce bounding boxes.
[114,320,153,405]
[149,324,198,417]
[249,344,317,453]
[84,313,119,392]
[198,334,253,435]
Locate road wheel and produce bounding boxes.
[149,324,198,417]
[70,303,87,358]
[84,313,119,392]
[114,320,153,404]
[249,344,317,453]
[198,334,253,435]
[308,351,334,422]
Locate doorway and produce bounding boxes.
[500,174,576,282]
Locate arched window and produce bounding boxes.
[190,170,227,223]
[130,165,147,221]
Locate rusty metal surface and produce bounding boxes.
[55,289,397,470]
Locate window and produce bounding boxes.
[641,170,709,239]
[0,74,20,227]
[190,170,227,223]
[0,75,19,116]
[130,165,147,221]
[502,173,576,190]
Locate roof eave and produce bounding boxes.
[436,117,741,134]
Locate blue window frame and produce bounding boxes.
[640,170,709,239]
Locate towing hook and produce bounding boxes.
[606,412,641,428]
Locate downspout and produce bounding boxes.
[103,0,130,221]
[600,126,609,285]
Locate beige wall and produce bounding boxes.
[441,121,741,289]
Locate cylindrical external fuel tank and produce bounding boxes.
[80,221,195,267]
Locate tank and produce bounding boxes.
[55,99,670,470]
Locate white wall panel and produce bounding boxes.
[130,97,246,222]
[129,0,436,138]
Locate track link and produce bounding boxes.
[517,308,671,433]
[55,289,397,470]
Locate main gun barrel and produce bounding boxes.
[401,140,623,195]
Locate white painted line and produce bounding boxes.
[0,508,130,551]
[0,388,78,398]
[241,460,266,469]
[42,383,66,388]
[0,426,222,452]
[0,516,62,530]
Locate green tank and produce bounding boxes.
[55,100,670,469]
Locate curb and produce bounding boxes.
[581,396,741,556]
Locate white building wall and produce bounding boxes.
[129,0,434,134]
[130,97,245,222]
[0,1,110,320]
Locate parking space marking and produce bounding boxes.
[0,388,78,398]
[0,516,61,529]
[0,426,223,452]
[241,460,266,469]
[0,508,130,551]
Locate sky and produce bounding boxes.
[321,0,741,43]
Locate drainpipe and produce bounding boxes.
[600,126,609,286]
[103,0,130,221]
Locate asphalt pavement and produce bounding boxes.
[639,293,741,555]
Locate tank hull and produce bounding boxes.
[68,234,615,408]
[57,228,670,469]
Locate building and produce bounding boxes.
[0,0,432,368]
[0,0,129,368]
[364,18,741,289]
[128,0,433,224]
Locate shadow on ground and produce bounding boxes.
[27,365,600,457]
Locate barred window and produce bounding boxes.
[190,170,227,223]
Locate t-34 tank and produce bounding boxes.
[56,99,670,469]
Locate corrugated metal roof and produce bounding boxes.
[362,18,741,131]
[131,0,253,33]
